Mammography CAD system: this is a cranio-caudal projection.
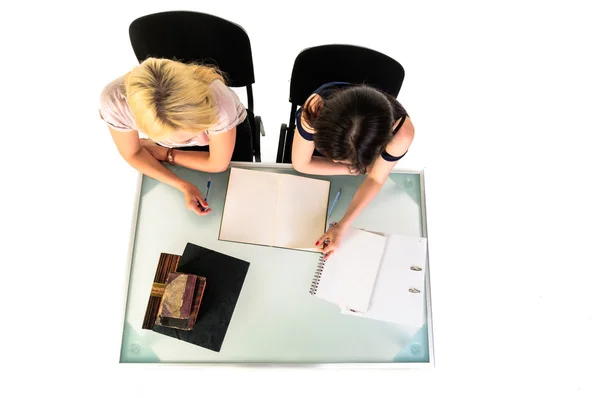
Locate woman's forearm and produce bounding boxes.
[296,156,354,176]
[338,176,383,228]
[170,150,227,173]
[126,148,190,191]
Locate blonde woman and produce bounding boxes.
[99,58,248,216]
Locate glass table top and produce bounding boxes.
[119,163,432,365]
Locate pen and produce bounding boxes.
[204,178,211,203]
[194,178,212,211]
[327,188,342,220]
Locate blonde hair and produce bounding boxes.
[124,57,226,141]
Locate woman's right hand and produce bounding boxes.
[315,221,348,260]
[181,182,211,216]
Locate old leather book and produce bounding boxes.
[155,272,206,331]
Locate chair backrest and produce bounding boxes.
[129,11,255,88]
[278,44,405,163]
[289,44,404,107]
[128,11,257,162]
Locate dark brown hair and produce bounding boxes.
[302,84,407,174]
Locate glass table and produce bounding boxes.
[119,163,433,366]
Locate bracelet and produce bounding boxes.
[166,148,175,166]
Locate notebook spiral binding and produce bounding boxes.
[309,222,336,295]
[309,252,327,295]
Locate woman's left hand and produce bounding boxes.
[315,222,349,260]
[140,138,168,161]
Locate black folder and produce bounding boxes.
[152,243,250,352]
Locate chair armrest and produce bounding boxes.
[255,116,265,136]
[253,115,263,162]
[277,123,287,163]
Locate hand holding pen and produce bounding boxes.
[315,221,347,260]
[182,178,212,217]
[196,178,212,214]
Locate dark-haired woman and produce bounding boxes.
[291,82,415,259]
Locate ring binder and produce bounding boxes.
[312,231,428,327]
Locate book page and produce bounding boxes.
[219,168,280,246]
[340,234,428,327]
[314,228,386,313]
[273,173,330,251]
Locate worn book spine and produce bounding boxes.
[180,274,197,318]
[142,253,181,330]
[186,276,206,329]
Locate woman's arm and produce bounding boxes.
[110,127,190,191]
[291,128,353,175]
[316,117,415,257]
[340,158,396,226]
[143,128,236,173]
[168,127,236,173]
[339,117,416,227]
[315,157,396,258]
[109,127,210,216]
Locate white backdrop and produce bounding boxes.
[2,0,599,396]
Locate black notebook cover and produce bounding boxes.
[152,243,250,352]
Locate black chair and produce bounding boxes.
[129,11,265,162]
[276,44,405,163]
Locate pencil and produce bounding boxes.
[327,188,342,220]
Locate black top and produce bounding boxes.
[295,82,408,162]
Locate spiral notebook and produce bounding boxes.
[310,229,428,326]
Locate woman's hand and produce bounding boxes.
[140,138,168,161]
[315,222,349,260]
[180,182,212,216]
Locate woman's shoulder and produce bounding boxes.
[207,79,247,134]
[209,79,242,107]
[386,115,415,154]
[100,75,126,103]
[303,92,322,110]
[99,75,136,132]
[297,93,322,134]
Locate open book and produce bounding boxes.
[310,228,428,327]
[219,168,330,252]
